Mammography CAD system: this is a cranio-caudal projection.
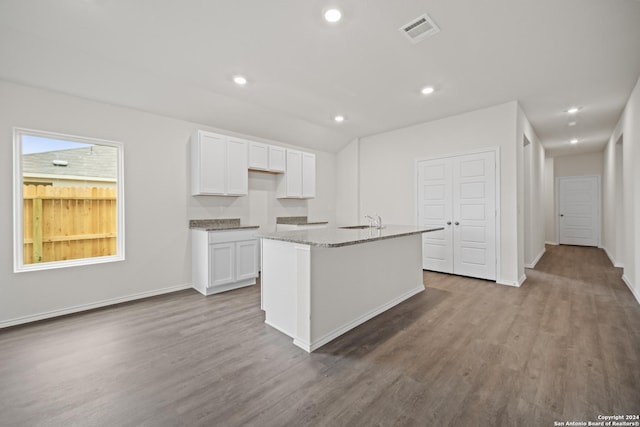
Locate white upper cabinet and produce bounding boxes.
[226,136,249,195]
[248,141,286,173]
[191,130,248,196]
[268,145,286,172]
[277,149,316,199]
[192,130,313,198]
[302,152,316,198]
[248,141,268,170]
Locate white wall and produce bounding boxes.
[335,138,360,226]
[544,157,556,244]
[354,101,521,285]
[0,80,336,326]
[554,151,604,177]
[602,74,640,304]
[518,107,546,269]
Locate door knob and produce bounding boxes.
[446,221,452,225]
[454,221,460,226]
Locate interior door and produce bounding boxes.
[558,176,599,246]
[452,152,496,280]
[417,150,496,281]
[418,158,453,273]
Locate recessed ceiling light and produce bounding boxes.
[568,121,577,127]
[421,86,435,95]
[233,75,247,86]
[567,107,580,114]
[324,8,342,23]
[570,138,579,144]
[334,115,345,123]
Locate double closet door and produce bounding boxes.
[417,150,496,281]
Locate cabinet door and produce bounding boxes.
[226,137,248,195]
[285,150,303,197]
[268,146,286,172]
[210,242,236,287]
[249,141,268,170]
[236,239,258,281]
[302,152,316,198]
[195,132,226,195]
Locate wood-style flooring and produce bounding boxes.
[1,244,639,426]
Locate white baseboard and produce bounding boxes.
[496,276,524,287]
[602,246,625,268]
[545,241,559,246]
[622,275,640,305]
[525,247,546,269]
[0,283,193,329]
[602,246,614,266]
[294,285,425,352]
[519,274,527,286]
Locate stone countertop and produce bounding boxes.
[189,218,259,231]
[276,216,329,225]
[257,225,443,248]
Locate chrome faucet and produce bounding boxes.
[365,215,383,229]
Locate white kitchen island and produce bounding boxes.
[257,225,441,352]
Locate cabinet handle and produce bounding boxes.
[559,214,564,217]
[454,221,460,226]
[446,221,452,225]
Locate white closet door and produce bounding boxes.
[417,150,496,281]
[452,152,496,280]
[558,176,599,247]
[418,159,453,273]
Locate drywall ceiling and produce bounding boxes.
[1,0,639,156]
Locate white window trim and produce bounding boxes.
[13,127,125,273]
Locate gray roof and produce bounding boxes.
[22,145,117,179]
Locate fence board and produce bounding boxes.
[23,185,117,264]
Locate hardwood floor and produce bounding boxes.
[1,245,639,426]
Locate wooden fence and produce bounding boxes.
[23,185,117,264]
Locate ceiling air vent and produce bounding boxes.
[399,14,440,44]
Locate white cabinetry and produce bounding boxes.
[277,150,316,198]
[268,146,286,172]
[248,142,286,173]
[191,130,248,196]
[301,152,316,198]
[192,229,259,295]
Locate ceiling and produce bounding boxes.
[1,0,639,156]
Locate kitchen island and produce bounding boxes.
[257,225,442,352]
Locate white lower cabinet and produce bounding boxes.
[192,229,258,295]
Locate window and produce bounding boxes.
[13,128,125,272]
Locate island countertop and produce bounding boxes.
[256,225,443,248]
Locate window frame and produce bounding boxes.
[13,127,125,272]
